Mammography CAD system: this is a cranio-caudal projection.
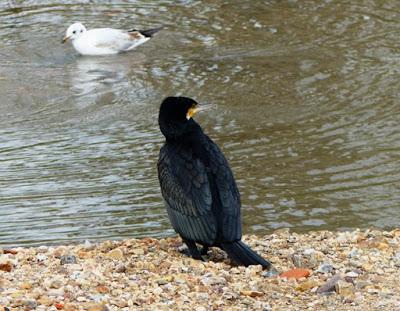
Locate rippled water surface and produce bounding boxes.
[1,0,400,247]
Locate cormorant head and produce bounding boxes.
[158,96,201,140]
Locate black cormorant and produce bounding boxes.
[157,96,271,269]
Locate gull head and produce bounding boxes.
[63,22,87,43]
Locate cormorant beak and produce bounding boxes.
[186,104,212,120]
[62,35,70,43]
[186,107,199,120]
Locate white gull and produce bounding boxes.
[63,22,162,56]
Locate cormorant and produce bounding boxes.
[157,96,271,269]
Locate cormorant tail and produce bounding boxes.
[221,240,271,269]
[138,26,163,38]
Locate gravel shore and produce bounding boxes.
[1,228,399,311]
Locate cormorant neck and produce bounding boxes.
[161,119,202,143]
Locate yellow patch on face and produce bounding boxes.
[186,105,198,120]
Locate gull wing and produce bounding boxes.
[87,28,149,52]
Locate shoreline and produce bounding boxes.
[1,228,399,310]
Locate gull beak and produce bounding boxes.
[62,35,70,44]
[186,104,213,120]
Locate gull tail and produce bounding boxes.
[138,26,163,38]
[221,240,271,269]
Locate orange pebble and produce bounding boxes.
[279,268,311,279]
[3,249,18,255]
[0,263,12,272]
[54,303,64,310]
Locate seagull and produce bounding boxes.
[62,22,163,56]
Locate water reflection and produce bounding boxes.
[70,54,148,107]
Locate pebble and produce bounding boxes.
[317,274,343,294]
[115,264,126,273]
[290,254,303,267]
[60,255,77,265]
[63,304,78,311]
[345,271,359,278]
[0,263,12,272]
[106,249,123,260]
[316,263,334,274]
[3,249,18,255]
[335,280,354,297]
[37,246,48,253]
[393,252,400,267]
[200,275,226,286]
[262,269,280,277]
[132,248,145,256]
[96,285,110,294]
[37,296,53,306]
[36,254,47,261]
[109,299,125,308]
[303,248,315,256]
[22,300,37,310]
[336,233,348,243]
[348,248,360,258]
[20,282,32,290]
[83,240,94,250]
[156,275,174,285]
[295,280,320,292]
[0,229,398,311]
[280,268,311,279]
[87,303,109,311]
[50,278,64,289]
[241,290,264,297]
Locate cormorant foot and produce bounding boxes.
[200,246,209,256]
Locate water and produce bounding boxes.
[0,0,399,247]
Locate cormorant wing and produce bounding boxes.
[205,137,242,241]
[158,145,217,245]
